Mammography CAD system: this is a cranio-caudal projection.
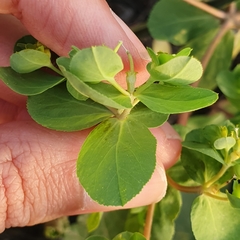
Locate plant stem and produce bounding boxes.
[105,106,120,116]
[197,20,233,76]
[183,0,227,19]
[126,51,137,94]
[143,203,155,240]
[113,41,123,53]
[203,164,230,189]
[130,22,148,33]
[118,108,132,121]
[203,191,228,201]
[49,64,64,76]
[167,175,202,193]
[109,79,130,96]
[177,111,191,126]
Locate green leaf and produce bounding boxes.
[184,126,221,147]
[182,141,225,165]
[186,113,226,131]
[58,65,131,109]
[113,232,146,240]
[27,83,113,131]
[69,46,123,83]
[167,161,199,186]
[85,236,108,240]
[234,164,240,178]
[202,125,223,145]
[214,137,236,150]
[200,31,234,90]
[66,81,88,100]
[10,49,52,73]
[146,47,159,65]
[0,67,64,95]
[88,83,132,108]
[135,84,218,114]
[128,103,169,128]
[87,212,103,233]
[189,30,234,89]
[191,195,240,240]
[68,210,129,239]
[0,67,65,96]
[147,56,203,85]
[181,147,222,184]
[217,67,240,100]
[151,186,182,240]
[124,208,146,234]
[77,118,156,206]
[232,179,240,198]
[92,210,129,238]
[176,47,192,57]
[147,0,219,45]
[227,190,240,208]
[217,65,240,108]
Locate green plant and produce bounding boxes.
[3,0,240,239]
[0,35,216,239]
[0,35,216,208]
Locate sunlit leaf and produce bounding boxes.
[77,118,156,206]
[191,195,240,240]
[214,137,236,150]
[69,46,123,83]
[147,56,203,85]
[234,164,240,178]
[227,190,240,208]
[10,49,52,73]
[87,212,103,233]
[58,64,131,109]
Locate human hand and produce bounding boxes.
[0,0,181,233]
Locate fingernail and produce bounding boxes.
[161,122,182,140]
[155,163,167,202]
[138,50,151,61]
[110,9,151,61]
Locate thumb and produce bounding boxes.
[0,0,150,85]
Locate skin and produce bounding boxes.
[0,0,181,233]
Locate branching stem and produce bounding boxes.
[49,64,64,76]
[105,106,120,116]
[183,0,227,19]
[203,164,230,189]
[167,175,202,193]
[203,192,228,201]
[143,203,155,240]
[198,20,233,76]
